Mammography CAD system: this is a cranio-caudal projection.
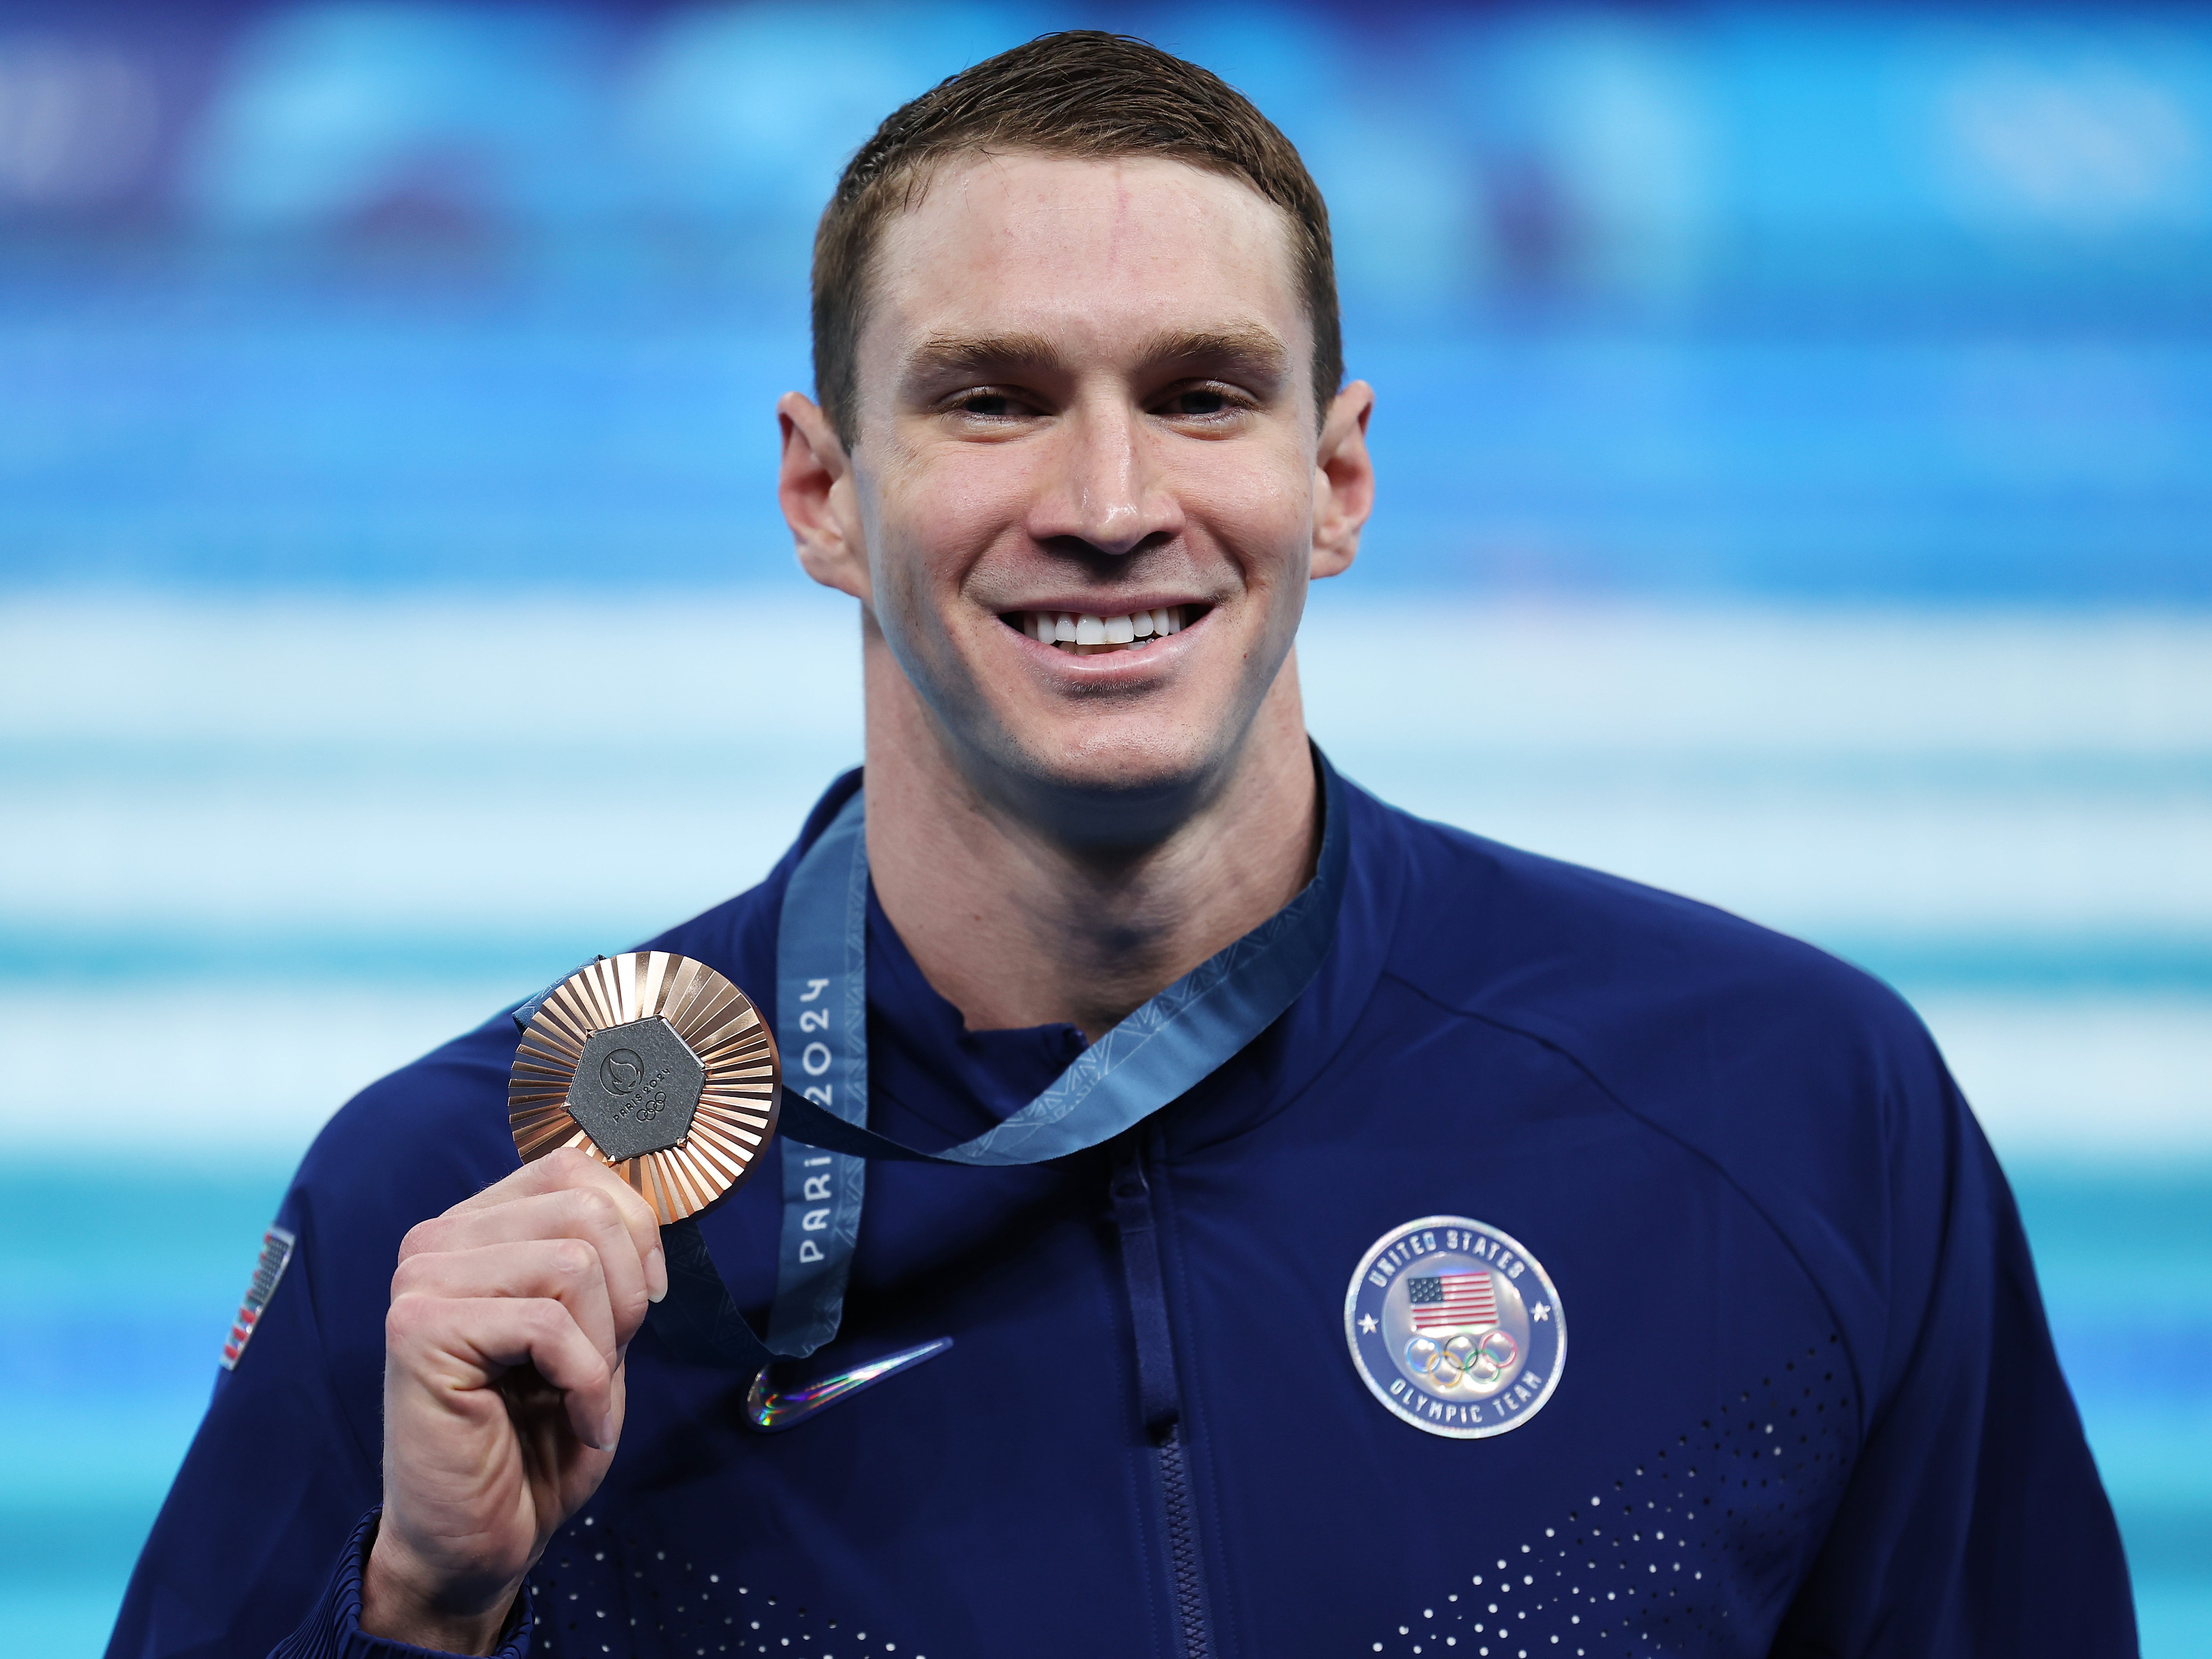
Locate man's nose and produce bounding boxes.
[1025,402,1182,558]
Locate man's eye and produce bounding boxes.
[1160,387,1238,418]
[953,391,1018,418]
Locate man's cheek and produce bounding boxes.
[1187,475,1307,568]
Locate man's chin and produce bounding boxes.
[973,722,1237,847]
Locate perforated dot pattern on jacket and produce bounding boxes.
[1369,1339,1858,1656]
[525,1513,921,1659]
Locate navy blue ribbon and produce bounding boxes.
[646,753,1349,1380]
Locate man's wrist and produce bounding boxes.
[360,1519,525,1658]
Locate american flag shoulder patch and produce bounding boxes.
[220,1225,297,1370]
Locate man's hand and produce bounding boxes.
[362,1149,668,1654]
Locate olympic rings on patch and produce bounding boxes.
[1404,1326,1520,1392]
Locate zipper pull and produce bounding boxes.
[1110,1140,1183,1444]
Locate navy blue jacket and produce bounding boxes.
[110,769,2133,1658]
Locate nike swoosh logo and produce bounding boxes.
[743,1336,955,1432]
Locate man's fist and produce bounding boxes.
[362,1149,668,1654]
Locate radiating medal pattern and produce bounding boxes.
[508,951,781,1224]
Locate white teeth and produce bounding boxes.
[1019,607,1190,651]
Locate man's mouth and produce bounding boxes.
[1002,605,1201,656]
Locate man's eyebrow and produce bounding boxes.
[900,324,1292,383]
[904,331,1064,380]
[1133,324,1290,382]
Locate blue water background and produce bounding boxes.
[2,1,2209,1652]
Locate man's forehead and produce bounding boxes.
[862,151,1308,374]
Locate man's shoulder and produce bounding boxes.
[296,1010,522,1222]
[1355,786,1970,1378]
[1354,784,1948,1156]
[1361,782,1897,1001]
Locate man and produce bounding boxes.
[113,32,2131,1659]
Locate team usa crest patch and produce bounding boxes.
[220,1225,296,1371]
[1344,1215,1565,1439]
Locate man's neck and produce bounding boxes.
[861,640,1321,1042]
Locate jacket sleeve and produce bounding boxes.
[107,1025,527,1659]
[1772,1062,2136,1656]
[104,1169,389,1659]
[264,1510,533,1659]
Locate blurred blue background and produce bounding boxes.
[0,2,2207,1653]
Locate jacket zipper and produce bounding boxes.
[1154,1428,1210,1657]
[1110,1137,1214,1659]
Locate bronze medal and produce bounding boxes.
[508,951,781,1224]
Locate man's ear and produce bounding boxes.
[1310,379,1376,580]
[778,392,872,602]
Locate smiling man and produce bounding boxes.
[112,32,2130,1659]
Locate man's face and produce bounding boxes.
[786,152,1372,831]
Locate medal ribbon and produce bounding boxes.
[647,754,1350,1378]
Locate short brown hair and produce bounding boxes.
[811,30,1343,447]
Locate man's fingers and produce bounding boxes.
[400,1189,656,1341]
[388,1293,620,1450]
[392,1238,621,1361]
[442,1148,666,1303]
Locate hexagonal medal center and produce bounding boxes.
[567,1017,705,1162]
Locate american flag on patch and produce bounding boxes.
[1407,1269,1499,1332]
[221,1225,296,1370]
